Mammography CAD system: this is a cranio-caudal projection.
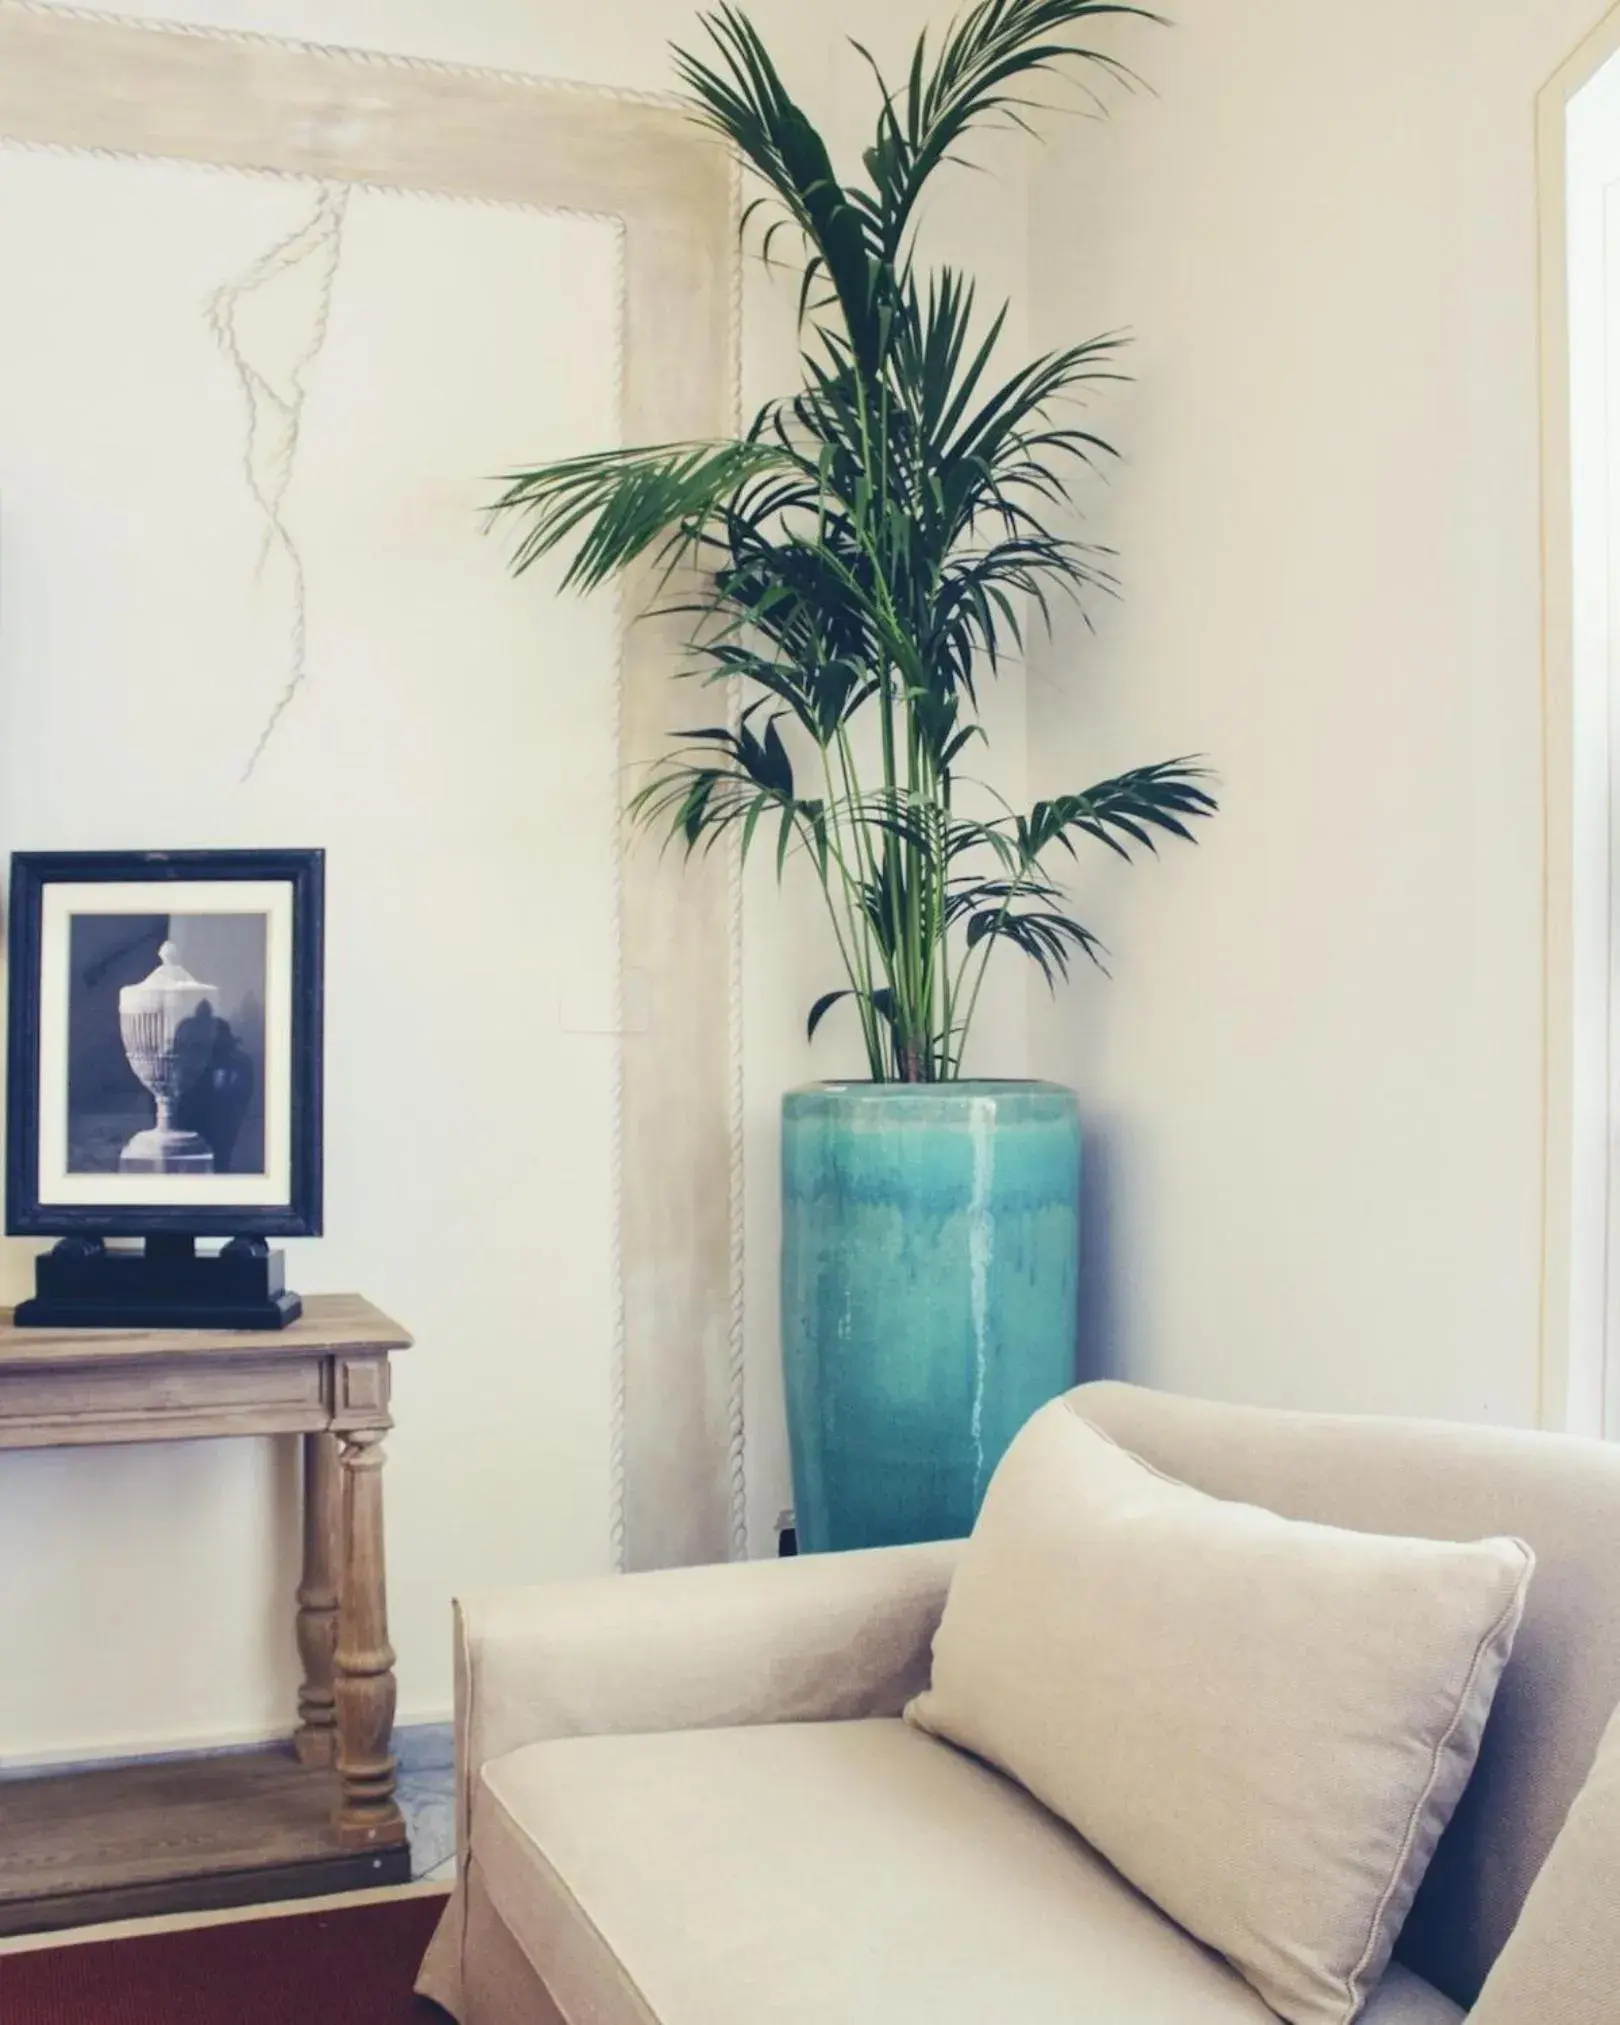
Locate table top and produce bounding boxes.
[0,1292,411,1371]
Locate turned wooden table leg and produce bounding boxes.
[334,1426,404,1849]
[293,1431,340,1768]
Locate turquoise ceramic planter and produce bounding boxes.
[780,1080,1081,1553]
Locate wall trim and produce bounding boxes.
[1537,4,1620,1432]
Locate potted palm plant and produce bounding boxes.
[491,0,1216,1552]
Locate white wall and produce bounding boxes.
[1027,0,1607,1424]
[0,0,1030,1758]
[0,150,624,1758]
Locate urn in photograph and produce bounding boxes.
[117,941,218,1174]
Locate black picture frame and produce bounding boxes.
[5,849,324,1239]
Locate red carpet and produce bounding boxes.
[0,1892,452,2025]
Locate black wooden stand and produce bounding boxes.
[15,1235,302,1329]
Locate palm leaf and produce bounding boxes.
[1015,762,1219,866]
[490,440,790,589]
[678,7,885,371]
[858,1,1158,259]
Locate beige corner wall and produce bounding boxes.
[1027,0,1605,1424]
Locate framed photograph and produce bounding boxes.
[6,849,324,1238]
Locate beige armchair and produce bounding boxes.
[417,1383,1620,2024]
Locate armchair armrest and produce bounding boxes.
[454,1537,963,1784]
[419,1540,961,2019]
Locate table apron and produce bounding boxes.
[0,1352,392,1449]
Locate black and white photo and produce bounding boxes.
[6,850,323,1236]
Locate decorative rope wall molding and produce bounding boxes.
[605,221,633,1576]
[0,1,746,1575]
[6,0,683,109]
[724,146,750,1564]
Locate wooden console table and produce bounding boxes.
[0,1293,413,1935]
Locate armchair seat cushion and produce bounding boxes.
[471,1717,1461,2025]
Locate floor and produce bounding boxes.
[394,1724,456,1886]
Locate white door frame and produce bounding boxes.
[1539,4,1620,1437]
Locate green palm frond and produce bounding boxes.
[1018,762,1219,861]
[490,439,791,589]
[861,0,1156,257]
[677,7,885,368]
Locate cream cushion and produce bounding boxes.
[906,1400,1534,2025]
[1469,1699,1620,2024]
[471,1717,1463,2025]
